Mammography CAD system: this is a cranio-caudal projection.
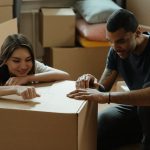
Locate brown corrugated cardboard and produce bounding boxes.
[0,0,13,6]
[0,0,13,23]
[0,6,13,23]
[0,18,18,48]
[40,8,75,47]
[43,47,109,80]
[0,81,97,150]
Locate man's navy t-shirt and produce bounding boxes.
[106,36,150,90]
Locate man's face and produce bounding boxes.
[106,28,137,59]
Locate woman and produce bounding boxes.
[0,34,70,86]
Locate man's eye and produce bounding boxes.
[117,39,128,44]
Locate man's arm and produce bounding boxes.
[108,87,150,106]
[99,68,118,91]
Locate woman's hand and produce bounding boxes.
[67,88,109,104]
[76,74,99,89]
[16,86,40,100]
[5,76,29,85]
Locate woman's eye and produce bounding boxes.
[26,59,32,62]
[12,60,20,63]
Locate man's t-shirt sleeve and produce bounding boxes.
[106,48,118,71]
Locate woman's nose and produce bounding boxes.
[20,62,28,69]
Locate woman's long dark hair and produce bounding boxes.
[0,34,35,84]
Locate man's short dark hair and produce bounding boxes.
[107,9,138,32]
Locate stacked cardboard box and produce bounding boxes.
[43,47,109,80]
[0,18,18,48]
[0,0,13,23]
[40,7,109,81]
[40,8,75,47]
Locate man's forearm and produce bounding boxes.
[109,87,150,106]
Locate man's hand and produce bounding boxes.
[67,88,109,104]
[76,74,99,89]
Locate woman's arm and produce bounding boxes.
[0,86,40,99]
[5,61,70,85]
[27,68,70,83]
[0,88,17,96]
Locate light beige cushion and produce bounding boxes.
[74,0,121,23]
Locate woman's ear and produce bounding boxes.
[135,26,142,37]
[3,60,7,65]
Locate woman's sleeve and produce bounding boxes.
[35,60,52,73]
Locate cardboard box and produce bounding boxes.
[0,18,18,48]
[0,0,13,6]
[40,8,75,47]
[0,0,13,23]
[0,81,97,150]
[43,47,109,80]
[0,6,13,23]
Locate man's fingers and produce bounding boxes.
[74,95,89,100]
[76,74,91,89]
[67,89,86,95]
[67,89,89,99]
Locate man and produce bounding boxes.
[67,9,150,150]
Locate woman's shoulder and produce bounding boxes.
[35,60,52,73]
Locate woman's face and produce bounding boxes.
[5,48,33,77]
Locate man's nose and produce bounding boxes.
[111,42,119,51]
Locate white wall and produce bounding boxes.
[127,0,150,26]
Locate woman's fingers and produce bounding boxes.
[17,87,40,99]
[5,78,16,85]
